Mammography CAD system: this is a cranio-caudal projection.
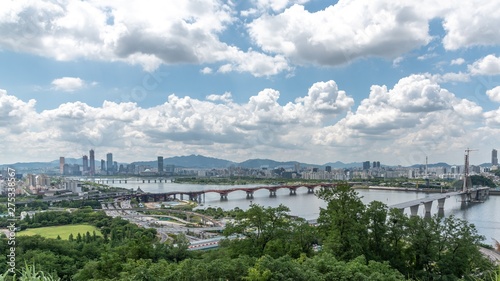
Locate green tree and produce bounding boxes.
[224,204,294,257]
[402,214,494,280]
[168,233,190,262]
[385,208,409,273]
[470,175,496,187]
[434,216,494,279]
[316,182,367,260]
[405,215,441,279]
[363,201,389,262]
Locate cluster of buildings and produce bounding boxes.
[58,150,175,177]
[2,149,499,197]
[0,171,82,196]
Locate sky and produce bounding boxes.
[1,0,500,166]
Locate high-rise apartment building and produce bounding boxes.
[158,156,164,174]
[59,157,65,175]
[101,159,105,172]
[89,149,95,176]
[492,149,498,166]
[106,153,113,175]
[363,161,370,170]
[82,155,88,175]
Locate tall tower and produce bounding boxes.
[158,156,164,174]
[492,149,498,166]
[82,155,88,175]
[106,153,113,175]
[89,149,95,176]
[462,148,476,193]
[59,157,65,175]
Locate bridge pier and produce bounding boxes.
[143,180,145,183]
[220,193,228,201]
[410,205,419,216]
[269,190,277,197]
[125,180,127,183]
[112,180,114,184]
[307,187,314,194]
[148,180,151,183]
[246,191,254,199]
[289,189,297,195]
[190,194,203,203]
[476,189,489,201]
[461,192,471,202]
[423,201,433,215]
[437,198,446,210]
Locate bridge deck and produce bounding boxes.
[389,187,490,209]
[389,192,459,209]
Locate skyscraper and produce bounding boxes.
[82,155,88,175]
[492,149,498,166]
[89,149,95,176]
[106,153,113,175]
[363,161,370,170]
[101,159,105,172]
[59,157,65,175]
[158,156,164,174]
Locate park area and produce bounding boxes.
[17,224,102,240]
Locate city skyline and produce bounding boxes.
[1,1,500,165]
[2,148,498,168]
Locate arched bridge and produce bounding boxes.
[129,183,337,203]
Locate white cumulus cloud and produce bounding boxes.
[486,86,500,103]
[442,0,500,50]
[468,54,500,76]
[51,77,85,92]
[247,1,437,66]
[450,58,465,65]
[312,74,484,165]
[0,0,291,77]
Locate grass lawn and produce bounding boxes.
[18,224,102,240]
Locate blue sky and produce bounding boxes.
[1,0,500,166]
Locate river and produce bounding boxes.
[109,180,500,246]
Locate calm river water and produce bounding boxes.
[109,180,500,246]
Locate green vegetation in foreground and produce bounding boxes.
[1,182,498,280]
[17,224,101,240]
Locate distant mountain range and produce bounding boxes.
[0,154,491,170]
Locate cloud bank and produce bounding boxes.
[1,75,498,165]
[1,1,500,75]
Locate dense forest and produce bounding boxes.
[0,183,498,280]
